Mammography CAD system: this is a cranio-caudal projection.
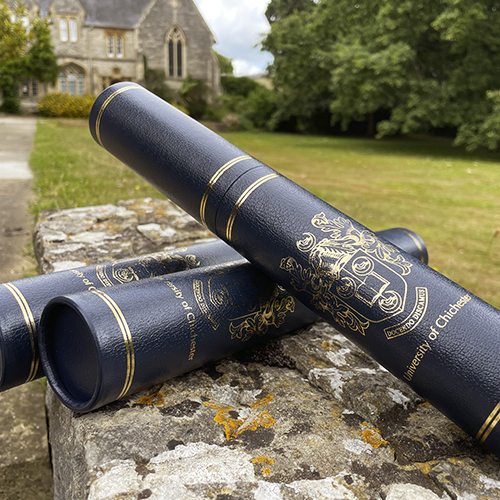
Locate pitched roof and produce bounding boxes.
[36,0,152,28]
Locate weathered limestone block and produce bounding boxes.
[37,200,500,500]
[33,198,213,273]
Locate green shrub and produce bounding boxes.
[241,86,277,130]
[37,93,96,118]
[181,74,208,119]
[202,104,224,121]
[0,95,22,114]
[221,76,259,97]
[144,66,175,103]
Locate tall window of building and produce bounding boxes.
[107,35,114,57]
[59,71,67,93]
[77,73,85,95]
[106,33,125,58]
[168,40,174,77]
[59,67,86,95]
[60,17,77,42]
[177,40,182,77]
[166,26,186,78]
[69,18,78,42]
[68,73,76,95]
[116,35,124,58]
[59,18,68,42]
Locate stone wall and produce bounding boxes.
[35,199,500,500]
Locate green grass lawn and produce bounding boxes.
[29,118,500,308]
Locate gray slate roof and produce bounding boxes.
[36,0,152,29]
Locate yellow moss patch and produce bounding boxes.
[203,394,276,440]
[252,456,275,465]
[136,390,166,406]
[415,461,439,475]
[361,426,388,449]
[252,456,275,476]
[321,341,332,350]
[261,467,272,476]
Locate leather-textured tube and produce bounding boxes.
[0,222,422,393]
[89,82,500,457]
[0,240,242,391]
[39,228,426,412]
[39,260,319,412]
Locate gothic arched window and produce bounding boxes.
[59,65,86,95]
[165,26,186,78]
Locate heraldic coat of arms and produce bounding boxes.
[280,213,426,338]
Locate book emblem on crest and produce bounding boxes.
[280,213,427,338]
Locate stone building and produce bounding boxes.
[6,0,221,110]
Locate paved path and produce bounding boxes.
[0,116,36,180]
[0,116,37,282]
[0,115,53,499]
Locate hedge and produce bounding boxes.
[37,93,96,118]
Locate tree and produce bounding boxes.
[265,0,315,24]
[24,17,58,85]
[262,0,500,148]
[215,51,233,75]
[0,0,58,113]
[262,6,334,131]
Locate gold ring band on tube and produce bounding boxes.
[91,290,135,399]
[199,155,252,225]
[95,85,144,147]
[400,229,426,263]
[2,283,39,383]
[226,173,280,242]
[477,402,500,444]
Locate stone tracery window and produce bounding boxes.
[59,17,77,42]
[59,18,68,41]
[166,26,186,78]
[59,65,86,95]
[106,33,125,58]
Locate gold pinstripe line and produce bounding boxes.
[477,401,500,444]
[2,283,39,383]
[94,85,144,147]
[91,289,135,399]
[199,155,252,225]
[400,229,426,263]
[226,173,280,242]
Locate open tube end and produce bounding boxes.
[39,299,100,412]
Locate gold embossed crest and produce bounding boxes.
[280,213,426,338]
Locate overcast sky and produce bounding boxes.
[194,0,273,76]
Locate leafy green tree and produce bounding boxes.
[241,85,277,130]
[24,17,58,85]
[265,0,315,23]
[0,0,58,113]
[263,0,500,148]
[221,75,259,97]
[215,51,233,75]
[262,7,333,131]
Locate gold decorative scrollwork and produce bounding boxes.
[229,287,296,342]
[280,213,413,336]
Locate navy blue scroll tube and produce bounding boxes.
[0,224,421,395]
[39,228,425,413]
[0,240,243,392]
[39,261,320,412]
[90,82,500,457]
